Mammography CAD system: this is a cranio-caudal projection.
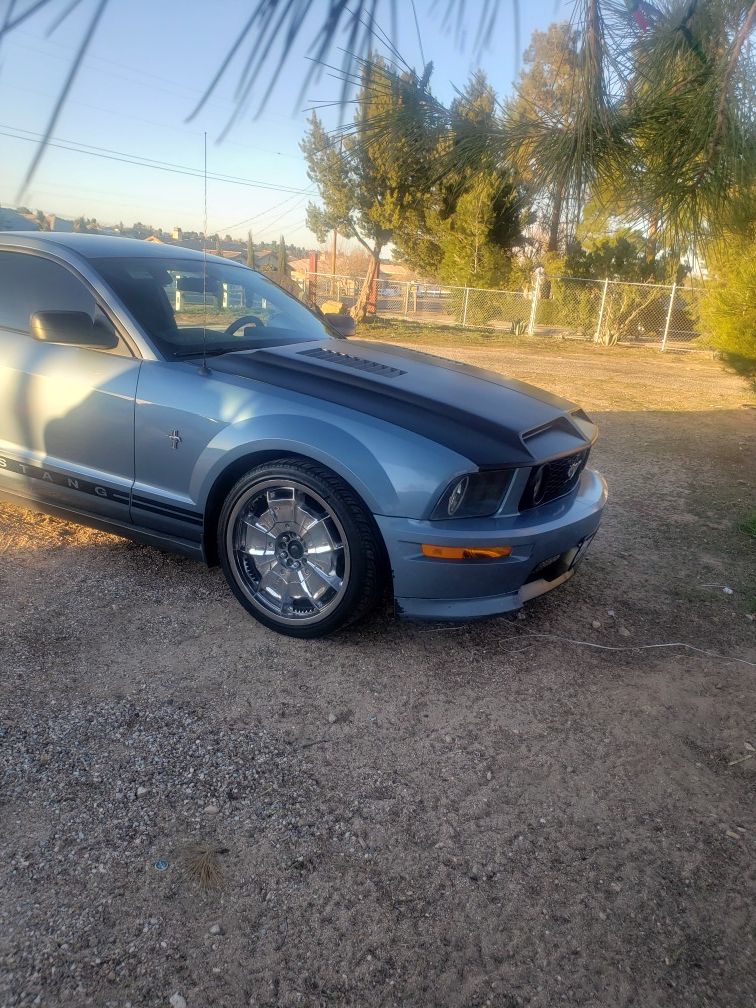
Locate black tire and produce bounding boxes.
[217,457,383,638]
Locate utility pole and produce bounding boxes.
[331,224,338,296]
[330,135,343,297]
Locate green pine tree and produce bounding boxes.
[246,231,256,269]
[699,222,756,362]
[300,57,437,319]
[277,234,289,276]
[509,23,581,252]
[392,72,526,287]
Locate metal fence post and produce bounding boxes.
[462,287,470,326]
[527,270,542,336]
[595,277,609,343]
[661,282,676,351]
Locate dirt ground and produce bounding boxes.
[1,344,754,1008]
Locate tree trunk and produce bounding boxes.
[547,188,563,253]
[351,244,381,322]
[647,213,658,262]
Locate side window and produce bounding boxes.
[0,250,129,355]
[0,251,96,331]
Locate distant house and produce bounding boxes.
[288,256,311,280]
[130,227,282,266]
[254,247,278,269]
[0,208,39,231]
[380,261,419,282]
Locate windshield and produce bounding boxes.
[92,256,330,357]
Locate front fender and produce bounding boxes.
[191,413,468,518]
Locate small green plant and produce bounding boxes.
[510,318,528,336]
[738,510,756,539]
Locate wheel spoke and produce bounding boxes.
[305,559,342,592]
[303,518,343,557]
[277,581,293,615]
[301,516,330,541]
[292,498,319,536]
[243,509,275,530]
[265,488,299,527]
[242,524,277,556]
[306,541,344,555]
[296,569,323,610]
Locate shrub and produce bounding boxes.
[449,289,498,327]
[698,234,756,360]
[538,280,601,339]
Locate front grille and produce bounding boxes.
[519,449,589,511]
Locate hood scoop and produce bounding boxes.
[298,346,406,379]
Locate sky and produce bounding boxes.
[0,0,571,247]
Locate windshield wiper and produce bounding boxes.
[171,346,249,359]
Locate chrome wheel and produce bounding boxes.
[226,479,350,626]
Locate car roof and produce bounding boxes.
[0,231,235,265]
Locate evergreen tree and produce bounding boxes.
[246,231,256,269]
[328,2,755,258]
[301,57,435,319]
[392,73,526,287]
[509,23,581,252]
[699,219,756,361]
[277,234,289,276]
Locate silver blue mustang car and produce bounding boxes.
[0,233,607,637]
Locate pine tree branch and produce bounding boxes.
[15,0,109,200]
[707,1,756,163]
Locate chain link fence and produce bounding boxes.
[297,271,704,351]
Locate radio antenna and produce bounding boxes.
[198,130,210,375]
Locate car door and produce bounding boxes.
[0,248,140,523]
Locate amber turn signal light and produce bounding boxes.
[421,544,512,560]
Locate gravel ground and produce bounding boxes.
[1,344,754,1008]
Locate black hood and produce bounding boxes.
[210,339,596,467]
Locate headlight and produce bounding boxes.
[446,476,468,516]
[530,464,549,506]
[431,470,513,519]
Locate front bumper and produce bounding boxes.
[375,468,607,621]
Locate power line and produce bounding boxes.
[218,187,316,234]
[0,125,311,195]
[2,121,306,188]
[252,195,312,235]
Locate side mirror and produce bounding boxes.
[324,312,356,338]
[30,311,119,350]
